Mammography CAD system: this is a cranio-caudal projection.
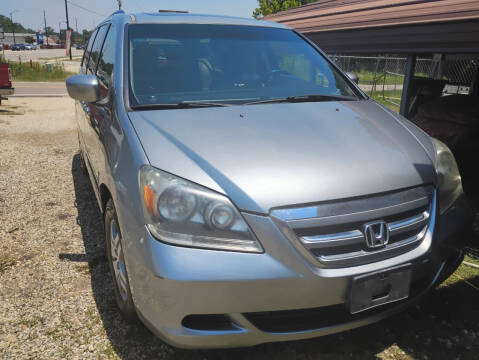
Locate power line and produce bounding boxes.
[66,1,108,18]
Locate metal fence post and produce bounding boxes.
[399,54,416,117]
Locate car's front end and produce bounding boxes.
[123,112,471,348]
[126,195,469,349]
[71,13,472,349]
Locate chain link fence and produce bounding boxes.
[329,54,478,110]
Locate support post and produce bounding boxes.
[43,10,48,48]
[10,12,16,44]
[64,0,72,60]
[399,54,416,117]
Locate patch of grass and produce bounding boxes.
[367,89,403,113]
[75,263,90,274]
[376,344,414,360]
[1,55,75,82]
[16,315,43,327]
[367,90,402,113]
[46,318,74,340]
[465,245,479,265]
[355,71,404,86]
[0,105,24,116]
[0,253,17,274]
[441,262,479,288]
[101,342,118,359]
[372,97,400,113]
[370,89,403,99]
[85,307,101,323]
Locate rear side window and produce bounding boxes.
[86,25,109,75]
[81,28,98,73]
[97,25,116,96]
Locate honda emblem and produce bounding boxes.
[363,221,389,248]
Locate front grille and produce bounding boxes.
[271,186,435,268]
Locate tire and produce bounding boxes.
[104,199,139,323]
[77,133,88,176]
[79,150,88,175]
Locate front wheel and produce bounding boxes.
[104,199,139,323]
[79,150,88,175]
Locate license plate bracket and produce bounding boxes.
[349,264,412,314]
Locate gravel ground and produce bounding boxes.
[0,97,478,359]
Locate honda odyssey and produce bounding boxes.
[66,10,472,348]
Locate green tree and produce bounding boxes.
[0,14,35,34]
[82,29,93,43]
[45,26,59,37]
[253,0,317,18]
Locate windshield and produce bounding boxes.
[128,24,361,107]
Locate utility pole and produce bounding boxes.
[43,10,48,47]
[9,10,18,44]
[64,0,72,60]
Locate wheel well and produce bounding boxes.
[99,184,112,213]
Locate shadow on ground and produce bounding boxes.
[0,104,23,116]
[69,154,479,360]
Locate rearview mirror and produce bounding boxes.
[66,75,100,103]
[346,72,359,84]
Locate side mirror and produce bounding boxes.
[66,75,100,102]
[346,72,359,84]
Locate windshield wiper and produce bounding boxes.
[181,101,232,107]
[244,94,357,105]
[131,101,231,110]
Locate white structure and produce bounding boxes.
[1,32,35,45]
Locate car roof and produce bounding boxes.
[109,11,290,30]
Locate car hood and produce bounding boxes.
[129,100,436,214]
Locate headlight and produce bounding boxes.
[139,166,263,253]
[431,138,463,214]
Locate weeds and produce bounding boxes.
[0,253,17,274]
[0,55,75,82]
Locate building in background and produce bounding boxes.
[1,33,35,45]
[43,35,60,46]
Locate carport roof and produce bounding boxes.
[264,0,479,54]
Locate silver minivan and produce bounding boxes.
[66,10,472,348]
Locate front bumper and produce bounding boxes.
[125,195,472,349]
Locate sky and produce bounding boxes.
[0,0,259,33]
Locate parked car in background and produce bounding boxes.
[66,10,472,349]
[76,43,84,50]
[11,43,25,51]
[24,44,33,50]
[0,63,14,105]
